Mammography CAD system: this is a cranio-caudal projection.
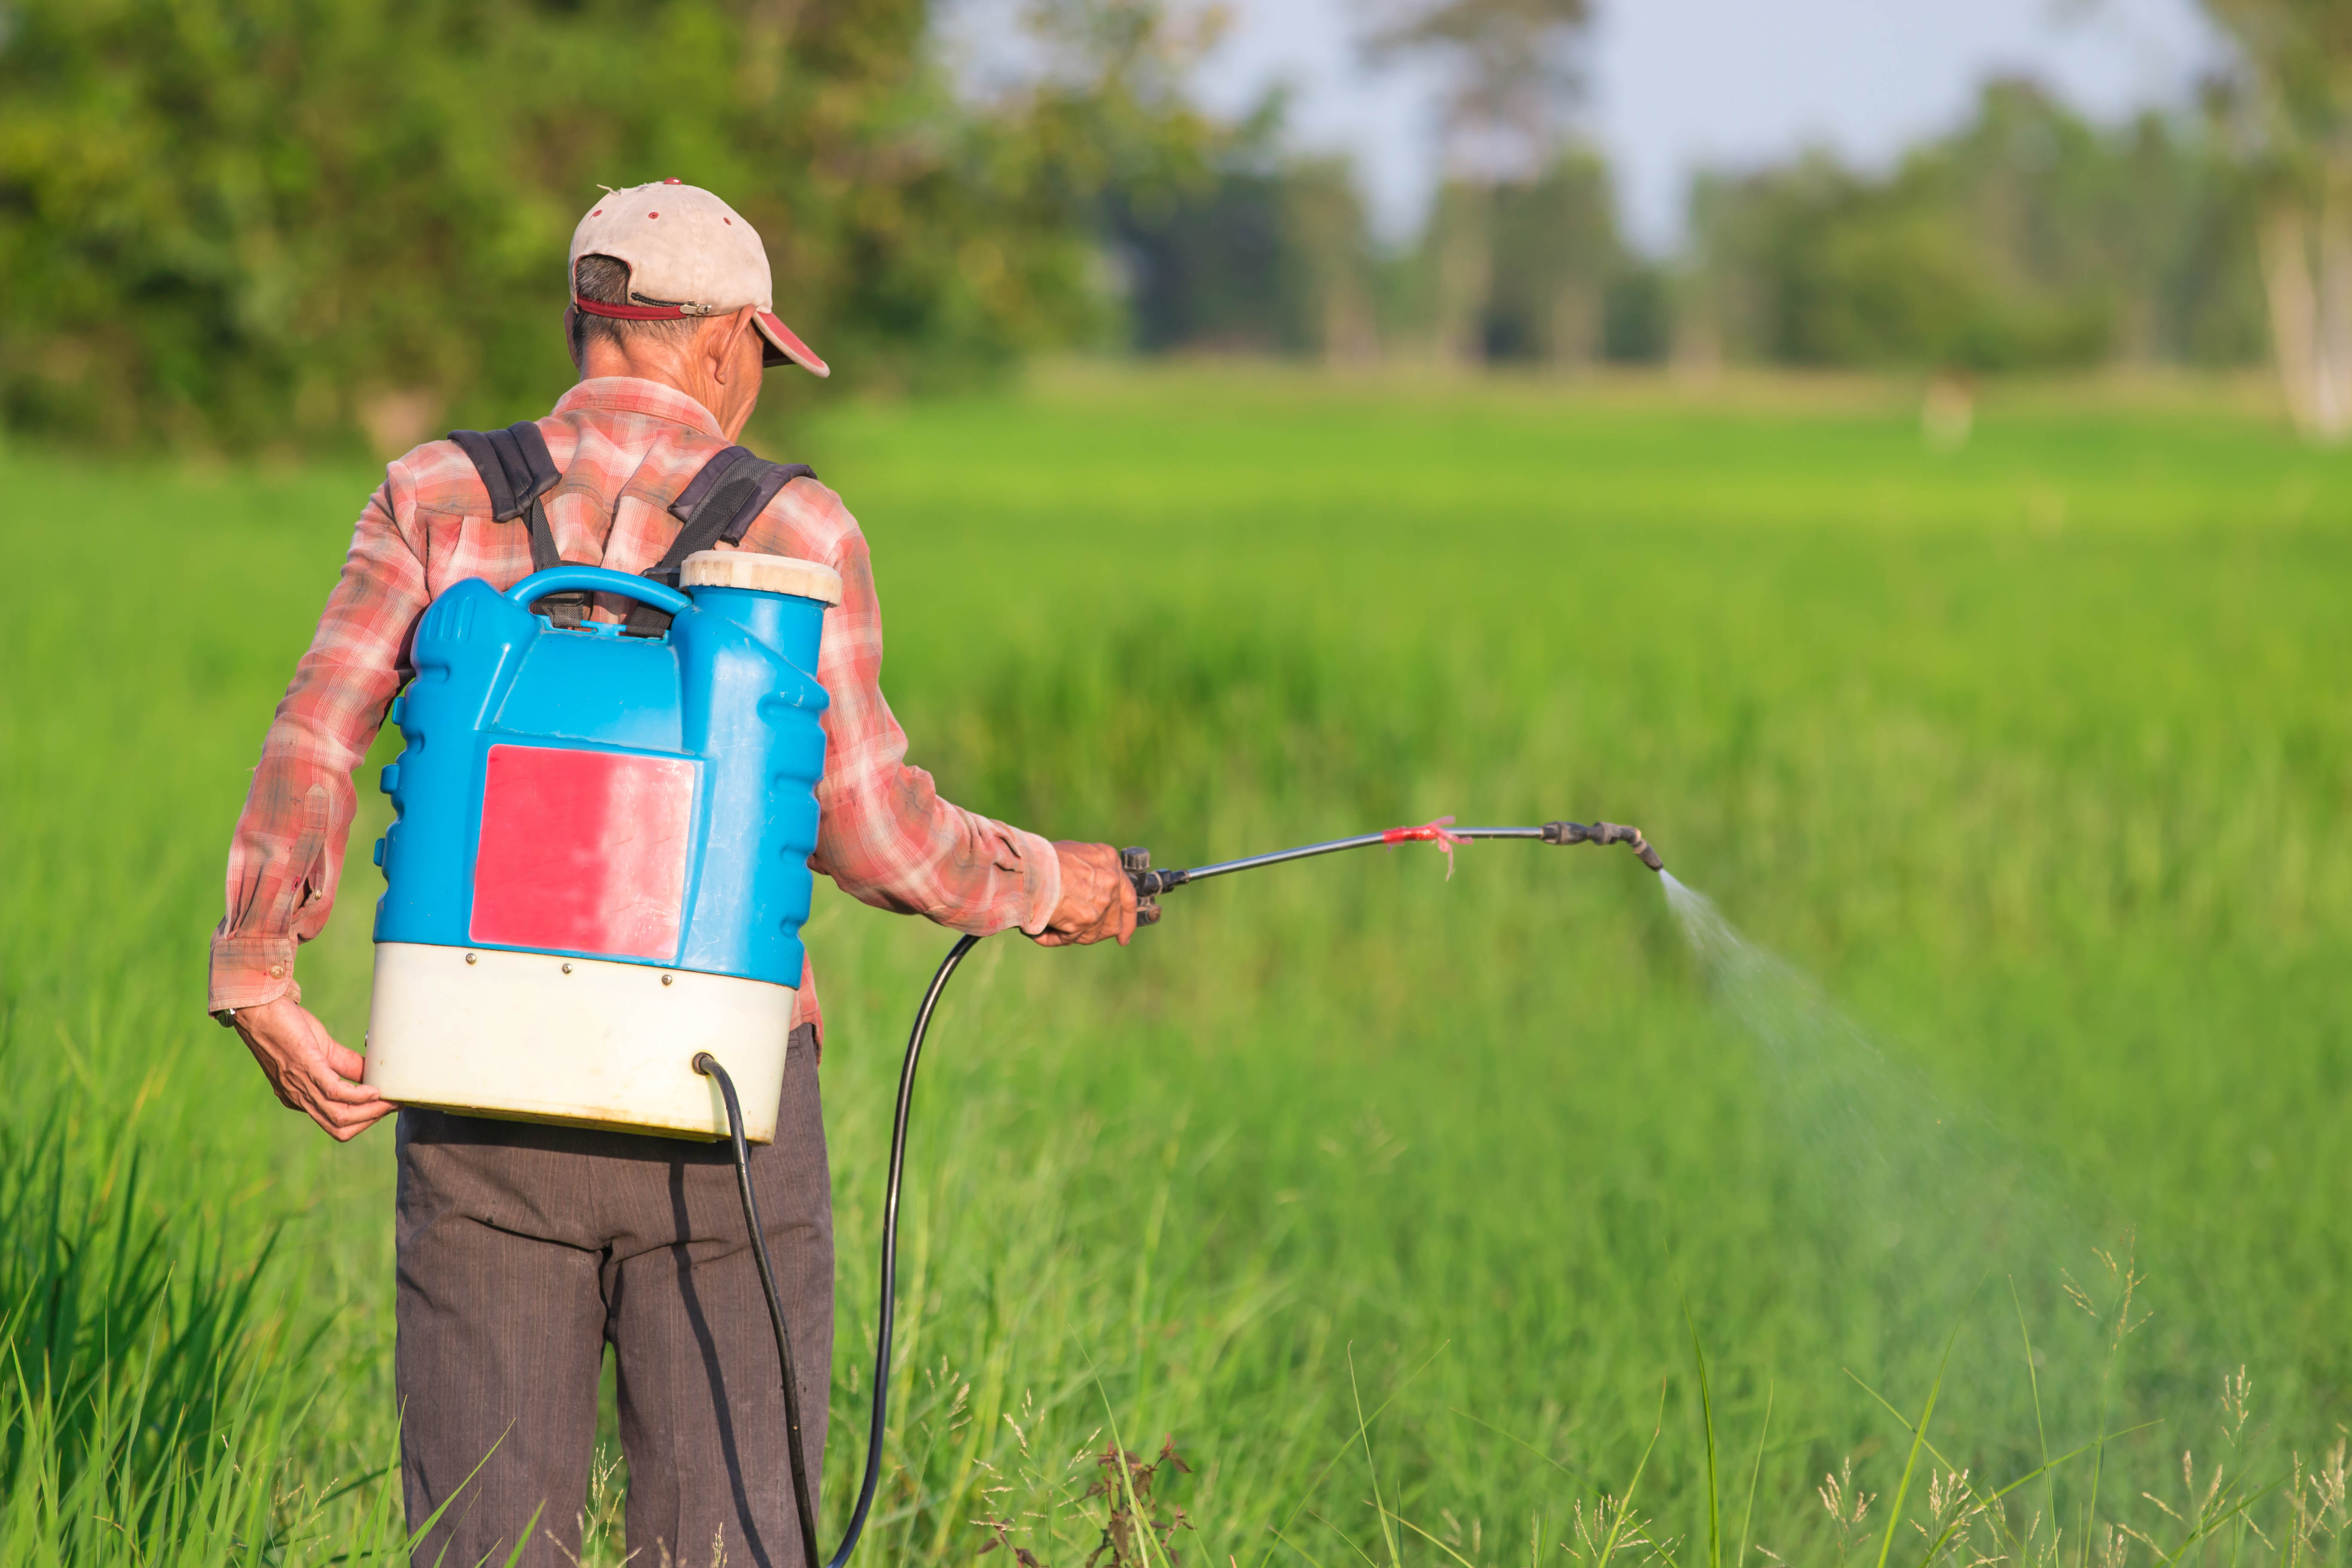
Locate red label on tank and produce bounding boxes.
[470,744,695,960]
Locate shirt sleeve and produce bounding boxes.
[804,519,1064,937]
[208,473,428,1012]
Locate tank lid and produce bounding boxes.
[679,550,842,606]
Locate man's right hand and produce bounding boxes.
[230,996,392,1141]
[1038,841,1140,947]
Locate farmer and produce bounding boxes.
[206,181,1138,1568]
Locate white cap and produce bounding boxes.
[568,180,829,377]
[679,550,842,605]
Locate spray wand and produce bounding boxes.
[694,816,1665,1568]
[1124,817,1664,921]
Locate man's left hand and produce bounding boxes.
[1037,842,1139,947]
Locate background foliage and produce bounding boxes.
[1685,80,2267,373]
[0,0,2306,453]
[1136,80,2269,375]
[0,0,1216,450]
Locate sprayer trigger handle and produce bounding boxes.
[1120,847,1163,929]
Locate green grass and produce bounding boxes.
[3,364,2349,1567]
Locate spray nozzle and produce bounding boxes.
[1121,847,1172,923]
[1543,820,1665,872]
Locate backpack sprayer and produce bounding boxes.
[362,551,1665,1568]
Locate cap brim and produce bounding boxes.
[754,311,830,377]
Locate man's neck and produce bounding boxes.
[579,342,746,439]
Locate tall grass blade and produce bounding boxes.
[1348,1346,1403,1568]
[1449,1408,1589,1485]
[1596,1381,1670,1568]
[1871,1324,1959,1568]
[1382,1504,1482,1568]
[1255,1345,1449,1568]
[2010,1277,2055,1534]
[1734,1380,1772,1568]
[1683,1299,1720,1568]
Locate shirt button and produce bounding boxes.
[269,964,285,978]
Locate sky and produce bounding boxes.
[1180,0,2233,252]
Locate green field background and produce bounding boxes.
[3,368,2348,1565]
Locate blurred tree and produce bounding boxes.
[2200,0,2352,438]
[0,0,1217,450]
[1485,146,1618,363]
[1106,153,1381,361]
[1109,168,1295,353]
[1362,0,1592,364]
[1599,263,1672,363]
[1685,80,2262,374]
[1283,158,1384,364]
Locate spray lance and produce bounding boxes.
[693,816,1666,1568]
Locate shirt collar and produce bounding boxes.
[553,376,727,441]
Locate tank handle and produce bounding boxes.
[505,565,694,621]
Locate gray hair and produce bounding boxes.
[570,254,697,362]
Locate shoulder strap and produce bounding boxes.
[658,447,816,572]
[622,448,817,637]
[448,421,584,625]
[447,423,557,523]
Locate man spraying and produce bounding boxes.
[208,180,1137,1568]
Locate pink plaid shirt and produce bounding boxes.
[210,377,1064,1042]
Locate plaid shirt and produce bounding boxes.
[210,376,1063,1041]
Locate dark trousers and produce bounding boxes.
[395,1025,830,1568]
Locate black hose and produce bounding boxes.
[693,1051,824,1568]
[695,931,985,1568]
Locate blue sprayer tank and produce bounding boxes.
[361,551,840,1142]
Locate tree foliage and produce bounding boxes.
[2199,0,2352,437]
[1687,79,2264,372]
[1363,0,1589,180]
[1363,0,1593,363]
[1107,153,1380,360]
[2203,0,2352,163]
[0,0,1216,450]
[1479,149,1622,361]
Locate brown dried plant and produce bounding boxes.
[1084,1438,1195,1568]
[985,1436,1195,1568]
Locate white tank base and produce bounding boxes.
[363,943,796,1142]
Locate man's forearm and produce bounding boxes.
[211,482,425,1011]
[810,769,1065,937]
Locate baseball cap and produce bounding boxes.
[567,180,829,377]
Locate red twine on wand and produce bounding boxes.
[1381,815,1469,879]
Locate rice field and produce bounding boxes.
[3,364,2349,1567]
